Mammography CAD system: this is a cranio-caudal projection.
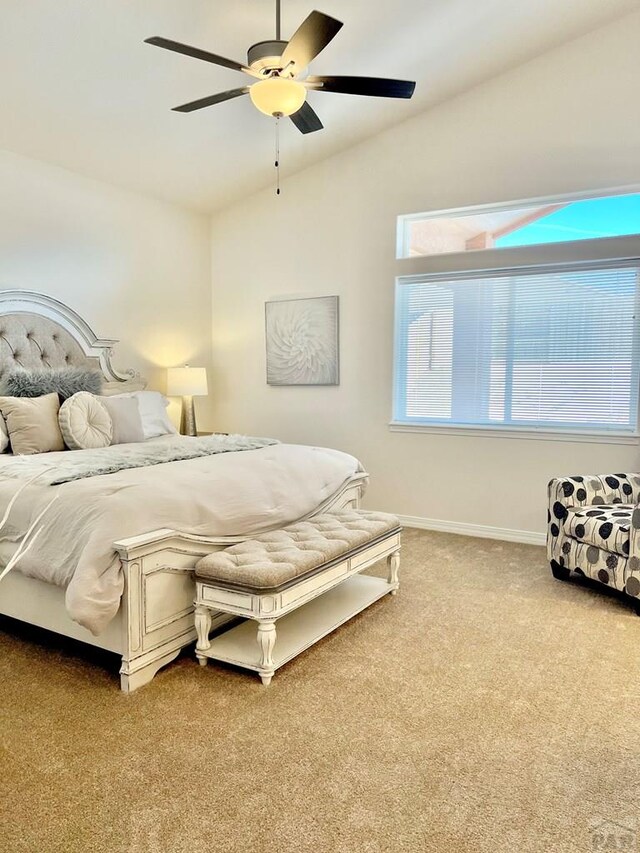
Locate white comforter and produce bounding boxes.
[0,437,363,634]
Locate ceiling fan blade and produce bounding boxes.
[306,76,416,99]
[172,87,249,113]
[145,36,260,78]
[290,101,323,134]
[280,11,343,73]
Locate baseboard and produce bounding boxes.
[396,514,546,547]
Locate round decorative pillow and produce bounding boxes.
[0,414,8,453]
[58,392,112,450]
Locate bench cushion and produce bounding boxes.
[195,509,400,590]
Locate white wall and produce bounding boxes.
[0,149,213,429]
[210,12,640,538]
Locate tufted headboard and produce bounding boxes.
[0,290,145,393]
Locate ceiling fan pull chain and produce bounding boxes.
[275,115,281,195]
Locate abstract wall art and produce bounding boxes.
[265,296,339,386]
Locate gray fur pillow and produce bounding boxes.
[0,367,103,400]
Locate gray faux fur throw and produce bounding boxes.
[0,434,279,485]
[0,367,103,400]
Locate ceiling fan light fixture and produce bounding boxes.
[249,77,306,117]
[147,7,415,142]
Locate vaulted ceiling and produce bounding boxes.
[0,0,636,212]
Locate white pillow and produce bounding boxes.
[59,392,113,450]
[101,396,144,445]
[110,391,177,440]
[0,414,8,452]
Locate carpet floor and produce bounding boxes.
[1,528,639,853]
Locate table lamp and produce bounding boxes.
[167,365,208,436]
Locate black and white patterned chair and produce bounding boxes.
[547,473,640,611]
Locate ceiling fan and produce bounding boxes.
[145,1,416,134]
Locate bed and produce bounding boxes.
[0,291,368,691]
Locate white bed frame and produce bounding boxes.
[0,291,368,691]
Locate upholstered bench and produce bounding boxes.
[193,509,401,685]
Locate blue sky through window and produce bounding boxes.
[495,193,640,247]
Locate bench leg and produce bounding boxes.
[257,619,277,686]
[387,550,401,595]
[195,604,212,667]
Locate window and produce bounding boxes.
[398,191,640,258]
[392,261,640,436]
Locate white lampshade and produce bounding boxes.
[167,366,208,397]
[249,77,306,117]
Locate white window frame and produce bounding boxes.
[391,196,640,444]
[396,184,640,260]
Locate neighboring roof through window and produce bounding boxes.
[399,191,640,258]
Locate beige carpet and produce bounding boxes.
[1,528,639,853]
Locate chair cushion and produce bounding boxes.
[195,509,400,590]
[565,503,633,557]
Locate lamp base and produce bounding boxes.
[180,395,197,436]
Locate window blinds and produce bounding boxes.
[393,262,640,433]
